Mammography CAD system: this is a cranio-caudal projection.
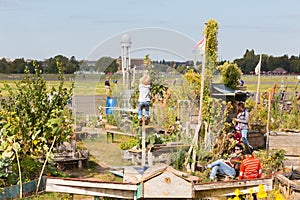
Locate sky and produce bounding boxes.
[0,0,300,62]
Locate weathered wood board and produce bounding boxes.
[269,132,300,168]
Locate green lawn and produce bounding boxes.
[1,74,299,96]
[241,75,299,93]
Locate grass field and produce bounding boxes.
[1,74,299,96]
[241,75,299,93]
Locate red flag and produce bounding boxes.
[194,36,206,54]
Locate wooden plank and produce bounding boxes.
[283,156,300,169]
[270,147,300,156]
[46,184,135,199]
[194,178,272,191]
[106,129,136,143]
[46,177,137,199]
[275,174,300,199]
[46,178,137,190]
[194,178,273,198]
[269,134,300,156]
[276,174,295,186]
[196,185,263,198]
[106,130,135,137]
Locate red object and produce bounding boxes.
[234,131,242,143]
[239,155,262,180]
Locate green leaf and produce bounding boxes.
[2,149,14,159]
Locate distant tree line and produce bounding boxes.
[80,56,119,74]
[0,55,81,74]
[1,50,299,75]
[234,49,300,74]
[166,50,300,75]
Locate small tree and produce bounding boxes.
[217,62,242,89]
[0,61,74,190]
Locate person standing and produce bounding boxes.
[233,102,250,147]
[239,146,262,180]
[105,76,111,96]
[138,72,151,125]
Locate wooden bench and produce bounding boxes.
[53,148,89,170]
[106,129,136,143]
[54,157,88,170]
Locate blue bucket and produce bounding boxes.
[106,97,117,115]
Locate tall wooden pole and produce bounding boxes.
[184,30,206,172]
[141,116,146,166]
[266,91,272,153]
[191,50,206,173]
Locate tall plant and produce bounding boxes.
[204,18,219,92]
[217,62,242,89]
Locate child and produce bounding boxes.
[234,125,242,143]
[138,72,151,125]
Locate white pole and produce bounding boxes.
[255,55,262,107]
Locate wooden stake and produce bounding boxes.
[36,136,57,194]
[186,43,206,173]
[266,91,272,153]
[141,116,146,166]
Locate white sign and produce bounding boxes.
[297,76,300,80]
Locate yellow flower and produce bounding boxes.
[257,184,267,199]
[235,188,240,196]
[249,188,253,196]
[233,188,241,200]
[275,190,285,200]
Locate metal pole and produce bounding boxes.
[122,46,125,87]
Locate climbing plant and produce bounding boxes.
[203,18,219,93]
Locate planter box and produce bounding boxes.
[0,176,46,199]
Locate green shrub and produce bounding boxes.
[119,138,138,150]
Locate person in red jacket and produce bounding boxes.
[239,146,262,180]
